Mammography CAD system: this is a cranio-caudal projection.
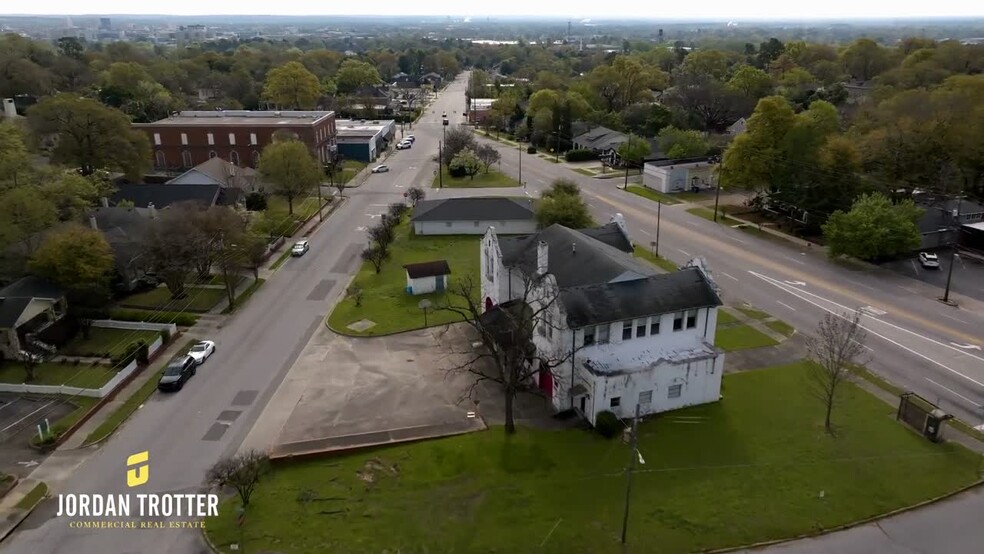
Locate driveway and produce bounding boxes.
[881,251,984,302]
[0,394,72,479]
[241,323,491,458]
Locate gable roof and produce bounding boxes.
[499,224,657,289]
[562,267,722,328]
[412,197,535,223]
[0,276,63,328]
[110,184,221,209]
[572,126,628,152]
[404,260,451,279]
[578,222,633,254]
[168,158,258,189]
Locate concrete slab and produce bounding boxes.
[241,324,490,457]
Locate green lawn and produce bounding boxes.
[717,309,739,325]
[83,338,200,446]
[205,362,978,554]
[766,319,796,337]
[736,306,771,320]
[119,285,226,313]
[686,206,723,221]
[62,327,162,358]
[715,324,780,351]
[625,185,682,205]
[430,169,519,188]
[669,191,708,202]
[336,160,368,184]
[686,208,795,245]
[15,482,47,510]
[0,362,116,388]
[632,244,678,272]
[189,274,245,287]
[573,168,596,177]
[327,219,480,336]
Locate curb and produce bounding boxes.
[0,477,18,502]
[708,478,984,553]
[0,481,48,544]
[200,524,223,554]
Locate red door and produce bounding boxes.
[484,297,493,313]
[539,367,553,397]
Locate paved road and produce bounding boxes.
[461,127,984,428]
[2,77,469,554]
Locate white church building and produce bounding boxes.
[479,214,725,425]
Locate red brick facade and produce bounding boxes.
[133,111,337,172]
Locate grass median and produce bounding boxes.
[205,361,979,553]
[431,169,519,188]
[15,482,48,510]
[715,324,780,351]
[625,185,682,205]
[82,338,199,446]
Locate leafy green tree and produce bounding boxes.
[262,61,322,109]
[535,188,593,229]
[721,96,799,193]
[841,39,894,81]
[449,148,482,179]
[27,94,151,179]
[822,193,922,261]
[30,225,115,338]
[55,36,85,60]
[39,171,102,222]
[657,127,709,159]
[620,103,672,137]
[616,134,651,188]
[257,139,322,215]
[441,126,477,167]
[0,123,32,190]
[727,65,775,99]
[542,179,581,199]
[334,59,382,94]
[0,187,58,255]
[99,62,180,122]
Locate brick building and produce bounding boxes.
[133,110,337,172]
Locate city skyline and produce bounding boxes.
[4,2,984,20]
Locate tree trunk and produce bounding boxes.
[287,195,295,216]
[504,389,516,434]
[824,399,833,434]
[252,266,259,280]
[223,268,236,311]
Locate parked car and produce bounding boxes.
[918,252,940,269]
[405,135,416,143]
[158,355,196,392]
[291,240,309,256]
[527,146,537,154]
[187,340,216,365]
[371,165,389,173]
[396,140,412,150]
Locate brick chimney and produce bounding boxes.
[537,241,548,276]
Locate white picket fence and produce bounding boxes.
[0,321,173,398]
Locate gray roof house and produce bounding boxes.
[480,213,725,426]
[88,207,156,291]
[412,197,537,236]
[572,126,630,166]
[167,157,261,193]
[0,276,66,361]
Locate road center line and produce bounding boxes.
[678,249,690,257]
[776,301,795,311]
[925,378,981,408]
[941,313,970,325]
[639,229,651,236]
[726,235,748,244]
[749,271,984,390]
[720,272,738,281]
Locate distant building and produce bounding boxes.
[133,110,337,171]
[334,119,396,162]
[468,98,495,124]
[176,25,208,46]
[642,157,717,193]
[99,17,111,30]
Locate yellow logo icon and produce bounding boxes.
[126,451,149,488]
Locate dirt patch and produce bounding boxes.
[356,458,400,484]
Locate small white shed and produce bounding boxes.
[642,157,717,194]
[404,260,451,295]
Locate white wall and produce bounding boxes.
[91,319,177,335]
[407,275,441,295]
[415,219,536,236]
[0,358,139,398]
[643,163,716,193]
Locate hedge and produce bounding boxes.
[565,149,597,162]
[109,309,200,327]
[595,410,622,439]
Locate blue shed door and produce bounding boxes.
[435,275,445,292]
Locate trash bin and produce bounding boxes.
[924,409,951,443]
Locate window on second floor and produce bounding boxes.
[228,133,236,145]
[597,324,610,344]
[635,320,647,338]
[180,133,188,145]
[621,320,633,340]
[250,132,258,145]
[673,312,684,331]
[207,133,214,145]
[650,318,660,335]
[686,309,698,329]
[583,326,595,346]
[610,397,621,408]
[153,133,161,146]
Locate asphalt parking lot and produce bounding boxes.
[881,251,984,302]
[0,393,73,478]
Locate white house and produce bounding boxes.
[479,215,724,425]
[404,260,451,295]
[412,197,536,236]
[642,157,717,194]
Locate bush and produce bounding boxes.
[448,164,468,177]
[245,192,268,211]
[114,340,145,367]
[109,309,200,327]
[527,146,537,154]
[565,149,597,162]
[388,203,408,218]
[594,411,622,439]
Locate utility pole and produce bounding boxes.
[623,159,630,190]
[519,142,523,186]
[317,180,323,222]
[655,201,661,257]
[940,195,963,305]
[712,156,722,222]
[620,404,642,548]
[439,142,444,188]
[555,125,561,163]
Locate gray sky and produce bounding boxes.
[8,2,984,19]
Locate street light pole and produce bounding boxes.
[655,201,661,257]
[555,125,561,163]
[439,142,443,189]
[519,142,523,186]
[940,195,963,305]
[620,403,642,547]
[712,156,722,223]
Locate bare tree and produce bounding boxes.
[206,450,270,508]
[361,245,388,273]
[368,222,395,255]
[475,144,501,173]
[806,309,868,435]
[438,275,579,434]
[407,186,425,207]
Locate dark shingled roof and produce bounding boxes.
[412,197,535,223]
[499,224,656,288]
[110,184,220,209]
[578,222,633,254]
[404,260,451,279]
[562,267,723,328]
[0,276,64,328]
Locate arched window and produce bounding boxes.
[155,151,166,169]
[182,151,193,168]
[208,150,218,159]
[230,150,240,166]
[251,150,260,167]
